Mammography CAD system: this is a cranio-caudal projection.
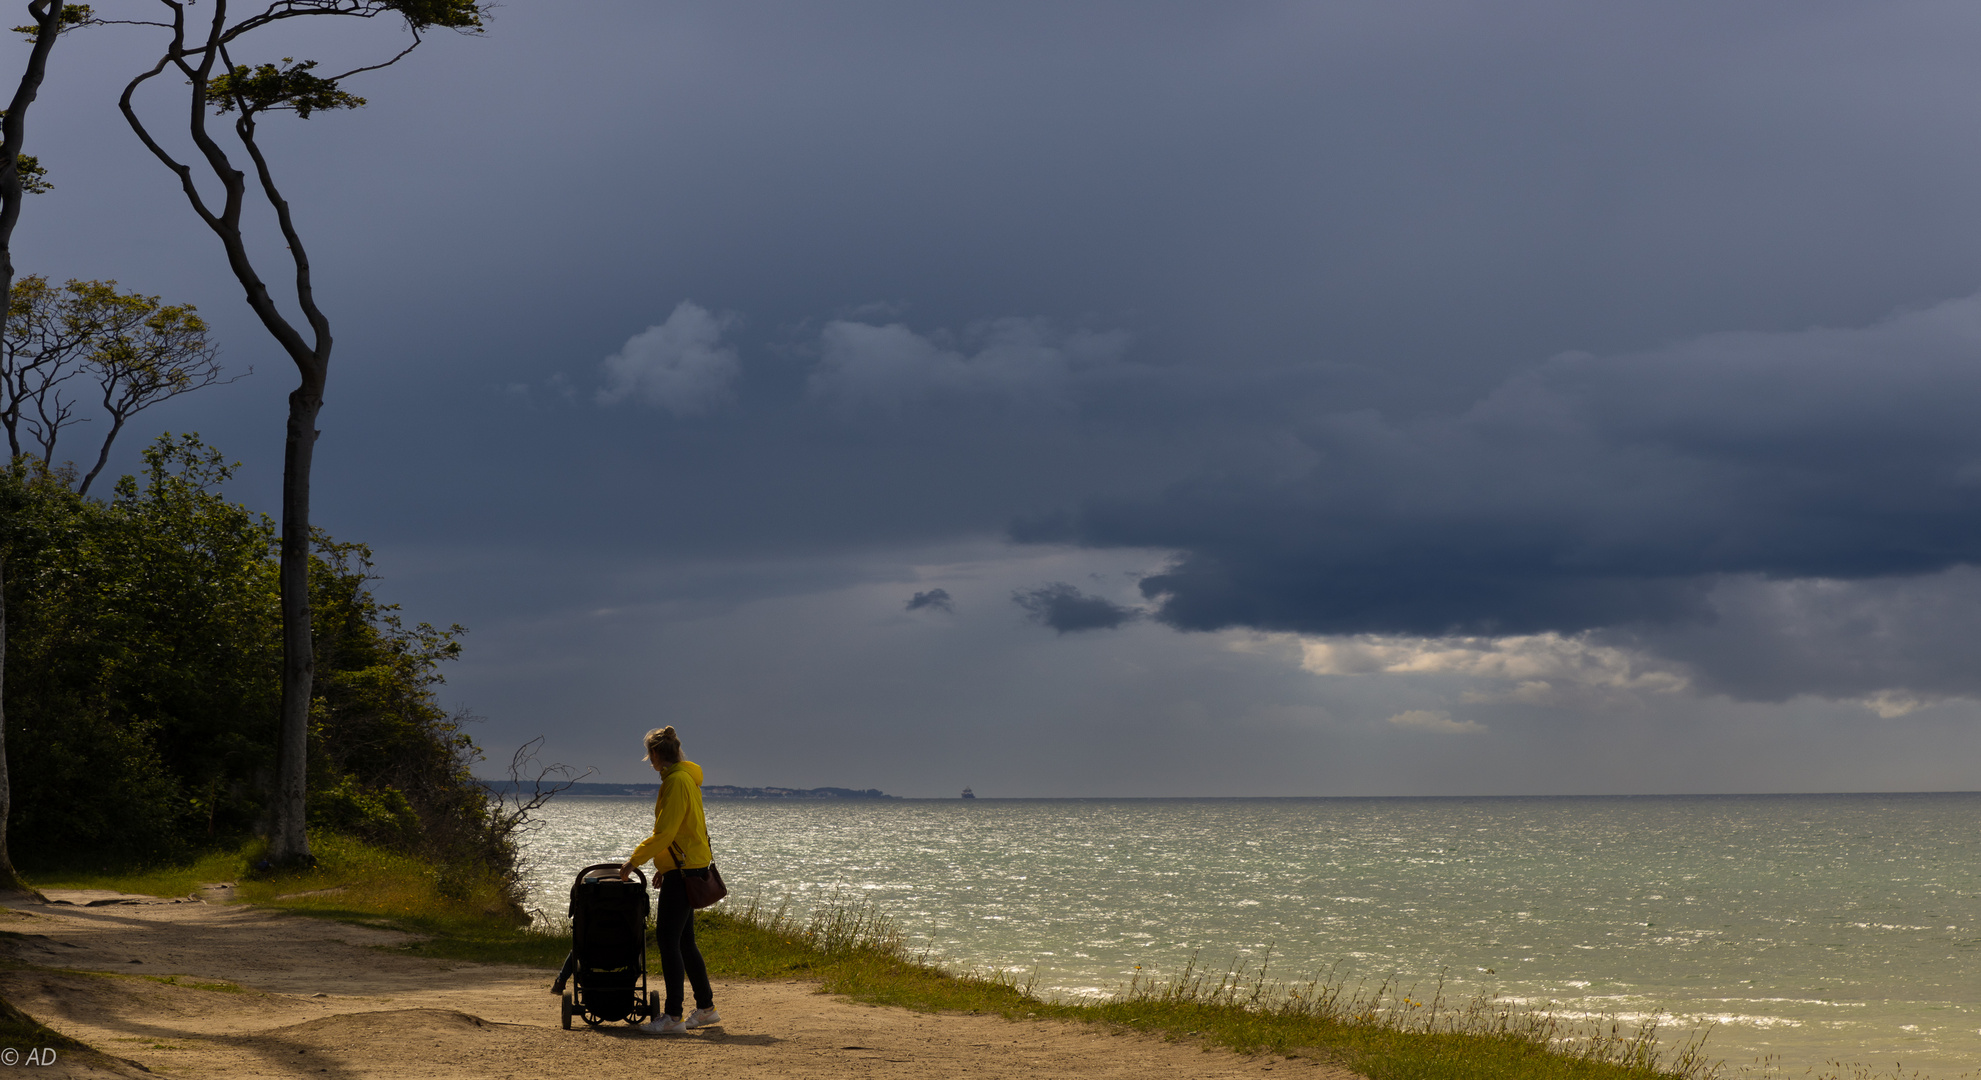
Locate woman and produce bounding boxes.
[619,725,719,1034]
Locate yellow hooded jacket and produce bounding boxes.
[630,760,710,872]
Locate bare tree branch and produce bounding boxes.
[488,737,593,917]
[323,35,422,83]
[25,378,79,464]
[4,275,106,462]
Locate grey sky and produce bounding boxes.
[16,1,1981,794]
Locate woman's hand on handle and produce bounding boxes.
[619,860,636,881]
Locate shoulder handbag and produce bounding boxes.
[669,810,729,909]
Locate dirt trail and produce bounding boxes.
[0,890,1359,1080]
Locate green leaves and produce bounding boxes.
[207,59,366,120]
[386,0,486,31]
[13,154,50,195]
[7,277,204,355]
[2,109,58,192]
[2,275,226,486]
[12,3,94,44]
[94,301,215,398]
[2,436,277,866]
[3,436,484,871]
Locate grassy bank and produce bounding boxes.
[27,835,1728,1080]
[695,895,1718,1080]
[26,832,528,938]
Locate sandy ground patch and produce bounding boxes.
[0,890,1360,1080]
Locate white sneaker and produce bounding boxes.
[640,1015,688,1035]
[684,1006,721,1029]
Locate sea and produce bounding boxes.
[516,792,1980,1076]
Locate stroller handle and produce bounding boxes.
[574,861,647,888]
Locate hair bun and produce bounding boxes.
[644,725,684,763]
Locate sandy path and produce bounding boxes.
[0,891,1359,1080]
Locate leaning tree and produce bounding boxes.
[0,0,83,894]
[120,0,486,864]
[0,0,75,308]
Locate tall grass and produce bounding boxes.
[1086,950,1719,1080]
[231,833,526,928]
[712,897,1970,1080]
[709,894,1717,1080]
[727,893,908,956]
[691,893,1031,1012]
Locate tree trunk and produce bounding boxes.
[0,555,13,885]
[0,555,28,895]
[77,411,127,498]
[0,0,66,896]
[0,0,65,369]
[119,2,332,866]
[268,381,322,864]
[119,0,477,866]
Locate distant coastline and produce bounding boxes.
[479,779,898,800]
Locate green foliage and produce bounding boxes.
[302,539,508,882]
[208,59,366,119]
[10,3,94,44]
[2,440,275,865]
[2,275,225,481]
[86,295,215,394]
[12,154,49,194]
[0,109,55,190]
[194,2,489,121]
[308,775,420,848]
[387,0,486,31]
[6,276,207,341]
[1,435,506,886]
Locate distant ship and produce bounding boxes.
[960,787,976,799]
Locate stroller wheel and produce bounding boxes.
[560,993,573,1030]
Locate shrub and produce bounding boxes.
[2,436,509,891]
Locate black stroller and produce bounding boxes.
[560,863,662,1029]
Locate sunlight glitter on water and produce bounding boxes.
[518,792,1981,1076]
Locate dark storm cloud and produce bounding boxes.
[1619,568,1981,705]
[1035,295,1981,645]
[1012,583,1144,634]
[551,287,1981,704]
[28,0,1981,766]
[906,588,954,613]
[46,0,1981,562]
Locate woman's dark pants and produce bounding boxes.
[655,869,714,1018]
